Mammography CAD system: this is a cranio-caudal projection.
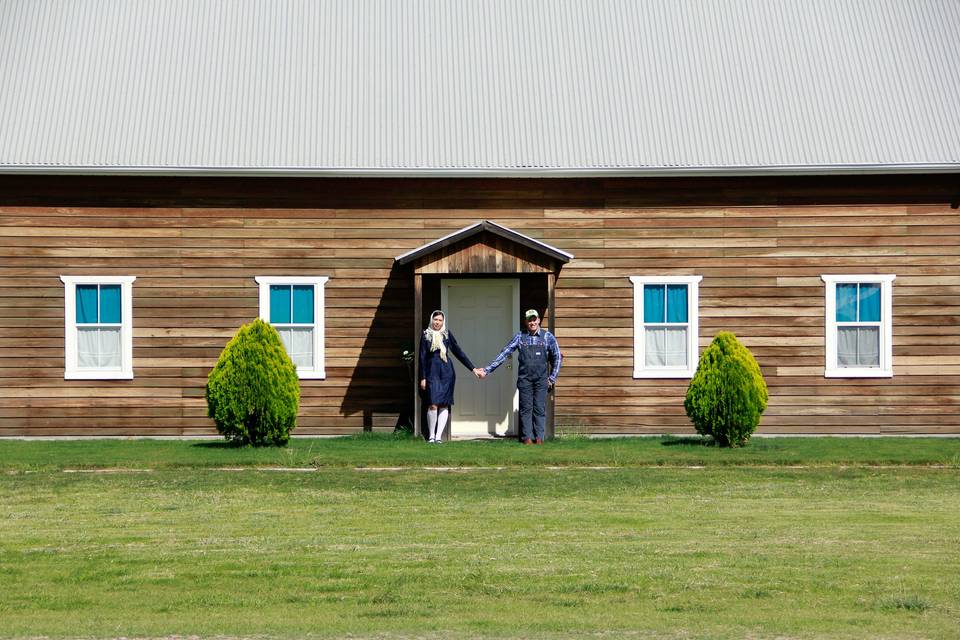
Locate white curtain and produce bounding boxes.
[77,328,99,368]
[838,327,879,367]
[645,327,664,367]
[858,327,879,367]
[665,327,687,367]
[99,328,122,368]
[279,327,314,368]
[78,327,121,368]
[645,327,687,367]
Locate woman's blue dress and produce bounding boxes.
[419,331,476,406]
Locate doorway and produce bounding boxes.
[441,279,519,437]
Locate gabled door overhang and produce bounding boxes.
[395,220,573,438]
[395,219,573,273]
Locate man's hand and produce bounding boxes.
[548,379,555,391]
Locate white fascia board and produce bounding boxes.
[484,220,575,260]
[3,164,960,177]
[820,275,897,285]
[394,222,484,262]
[395,220,573,263]
[60,275,137,285]
[254,276,329,285]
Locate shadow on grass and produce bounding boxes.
[191,441,255,449]
[192,432,417,450]
[660,435,713,447]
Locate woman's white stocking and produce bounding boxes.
[426,407,438,440]
[436,407,449,441]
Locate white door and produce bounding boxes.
[441,279,519,437]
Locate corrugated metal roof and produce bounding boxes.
[1,0,958,176]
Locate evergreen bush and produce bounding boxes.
[206,319,300,446]
[684,331,768,447]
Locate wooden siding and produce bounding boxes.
[0,175,958,436]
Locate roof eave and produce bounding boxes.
[395,220,573,266]
[1,163,959,177]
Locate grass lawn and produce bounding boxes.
[2,433,960,471]
[1,437,959,639]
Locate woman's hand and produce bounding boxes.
[420,379,427,390]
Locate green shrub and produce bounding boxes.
[206,319,300,446]
[684,331,768,447]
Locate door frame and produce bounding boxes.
[441,278,520,437]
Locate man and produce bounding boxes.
[474,309,562,444]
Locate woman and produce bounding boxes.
[419,310,477,443]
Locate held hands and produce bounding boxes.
[473,368,487,379]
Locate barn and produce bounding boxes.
[1,0,958,438]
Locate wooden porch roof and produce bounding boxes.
[395,220,573,267]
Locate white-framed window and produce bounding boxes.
[630,275,702,378]
[821,274,895,378]
[255,276,328,379]
[60,275,136,380]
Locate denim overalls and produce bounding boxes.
[517,333,550,441]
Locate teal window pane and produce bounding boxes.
[292,285,314,324]
[270,285,292,323]
[666,285,688,323]
[99,285,121,323]
[859,284,881,322]
[76,285,99,324]
[643,285,665,323]
[836,284,858,322]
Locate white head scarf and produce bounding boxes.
[424,310,448,362]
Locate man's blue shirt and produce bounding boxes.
[484,329,562,383]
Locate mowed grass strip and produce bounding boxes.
[1,467,958,639]
[2,433,960,471]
